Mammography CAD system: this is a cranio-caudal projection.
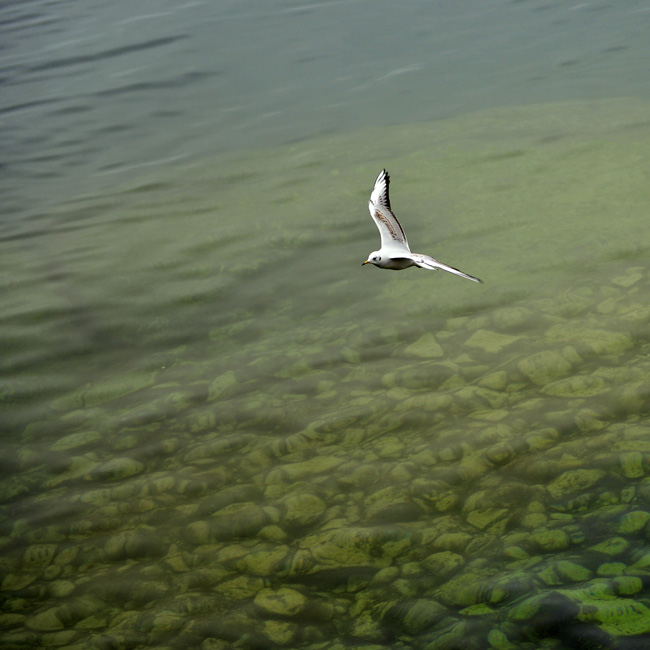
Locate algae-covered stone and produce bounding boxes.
[375,436,405,458]
[53,371,157,411]
[25,607,64,631]
[597,561,626,577]
[48,580,75,598]
[618,510,650,534]
[265,455,343,485]
[545,324,633,355]
[491,306,535,331]
[484,444,515,465]
[185,434,254,463]
[1,573,39,591]
[527,528,570,552]
[612,576,643,596]
[279,493,326,529]
[518,351,571,386]
[433,533,472,553]
[364,486,423,523]
[382,361,457,390]
[541,375,608,397]
[546,469,605,499]
[435,571,485,607]
[461,603,495,616]
[187,408,217,433]
[589,537,629,556]
[422,551,464,576]
[150,613,184,635]
[404,332,444,358]
[455,385,506,410]
[465,329,520,354]
[186,502,269,544]
[371,567,400,585]
[555,560,592,583]
[235,545,290,576]
[575,408,605,432]
[619,452,644,479]
[503,546,529,560]
[0,613,26,629]
[298,527,410,571]
[89,371,158,406]
[263,620,297,645]
[618,382,650,413]
[611,270,643,288]
[506,593,549,621]
[254,587,306,617]
[466,508,509,531]
[88,456,144,481]
[105,528,166,560]
[484,574,536,605]
[208,370,238,401]
[508,591,578,624]
[577,598,650,636]
[338,463,379,488]
[51,431,102,452]
[215,576,266,601]
[487,628,517,650]
[478,371,507,391]
[259,525,288,542]
[41,630,78,646]
[23,544,57,570]
[382,598,447,634]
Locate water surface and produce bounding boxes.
[2,2,650,649]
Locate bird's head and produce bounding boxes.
[362,252,382,267]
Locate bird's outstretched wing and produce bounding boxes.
[368,169,410,252]
[411,253,483,283]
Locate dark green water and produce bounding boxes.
[2,99,650,648]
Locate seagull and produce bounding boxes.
[362,169,483,283]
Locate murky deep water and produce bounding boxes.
[2,2,650,649]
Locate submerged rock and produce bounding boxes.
[254,587,307,617]
[518,351,572,386]
[589,537,629,556]
[546,469,605,499]
[278,492,327,529]
[185,502,270,544]
[576,597,650,636]
[545,324,633,356]
[25,608,64,631]
[87,457,145,481]
[208,370,238,401]
[465,329,520,354]
[50,430,102,452]
[617,510,650,534]
[541,375,608,397]
[382,598,447,634]
[104,528,166,560]
[404,332,444,358]
[527,528,571,552]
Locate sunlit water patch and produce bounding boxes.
[2,99,650,649]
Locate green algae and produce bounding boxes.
[577,598,650,636]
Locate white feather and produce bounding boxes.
[367,169,410,253]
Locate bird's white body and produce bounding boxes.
[363,169,482,284]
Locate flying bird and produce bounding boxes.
[363,169,483,283]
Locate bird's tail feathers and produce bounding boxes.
[412,254,483,283]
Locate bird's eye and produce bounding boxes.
[373,256,380,261]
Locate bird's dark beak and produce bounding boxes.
[362,260,370,266]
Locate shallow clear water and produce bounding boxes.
[2,2,650,649]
